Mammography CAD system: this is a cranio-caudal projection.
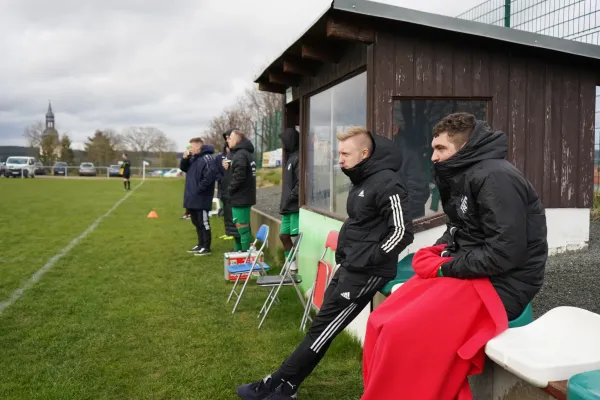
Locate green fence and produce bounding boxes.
[253,110,282,168]
[458,0,600,187]
[457,0,599,44]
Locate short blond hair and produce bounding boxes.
[336,126,373,155]
[336,126,368,141]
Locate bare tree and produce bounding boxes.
[120,126,167,159]
[23,121,45,148]
[244,86,283,124]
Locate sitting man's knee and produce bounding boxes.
[280,233,290,242]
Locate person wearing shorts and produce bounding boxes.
[279,128,300,274]
[224,130,256,251]
[120,153,131,190]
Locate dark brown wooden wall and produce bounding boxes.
[372,30,596,209]
[296,42,367,98]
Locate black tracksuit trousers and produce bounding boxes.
[189,209,211,250]
[273,267,390,389]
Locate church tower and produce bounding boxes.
[45,100,55,130]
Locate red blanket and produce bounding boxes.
[361,272,508,399]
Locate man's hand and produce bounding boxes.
[222,160,230,170]
[412,244,452,279]
[183,149,191,158]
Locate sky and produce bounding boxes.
[0,0,493,151]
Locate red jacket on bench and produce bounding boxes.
[361,252,508,400]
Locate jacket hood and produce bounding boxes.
[280,128,299,153]
[200,144,215,155]
[434,121,507,180]
[232,137,254,154]
[342,132,403,184]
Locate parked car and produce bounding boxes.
[34,161,46,175]
[163,168,183,177]
[78,162,97,177]
[108,165,122,177]
[53,162,68,176]
[4,156,36,178]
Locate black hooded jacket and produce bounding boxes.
[226,137,256,207]
[434,121,548,320]
[279,128,300,214]
[336,133,414,278]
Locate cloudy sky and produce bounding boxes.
[0,0,483,151]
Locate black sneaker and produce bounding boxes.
[265,382,298,399]
[187,246,202,253]
[237,375,275,400]
[194,248,211,256]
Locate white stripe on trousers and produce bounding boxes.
[202,210,210,230]
[310,276,381,353]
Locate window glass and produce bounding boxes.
[306,72,367,217]
[393,99,488,220]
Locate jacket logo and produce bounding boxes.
[358,190,365,197]
[340,292,350,300]
[287,163,291,171]
[460,195,468,214]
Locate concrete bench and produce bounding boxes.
[479,306,600,399]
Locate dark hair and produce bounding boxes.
[231,130,246,141]
[189,137,203,144]
[432,112,476,147]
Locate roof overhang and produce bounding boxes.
[255,0,600,94]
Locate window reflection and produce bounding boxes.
[306,72,366,217]
[393,99,488,220]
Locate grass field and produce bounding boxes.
[0,178,364,400]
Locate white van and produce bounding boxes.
[4,156,36,178]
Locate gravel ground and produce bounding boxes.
[255,187,600,317]
[532,220,600,317]
[254,185,283,220]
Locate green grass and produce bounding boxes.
[0,178,364,399]
[257,168,282,188]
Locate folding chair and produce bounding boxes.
[300,230,339,331]
[226,224,271,314]
[256,232,305,329]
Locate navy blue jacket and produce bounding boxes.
[180,145,216,210]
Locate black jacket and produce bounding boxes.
[434,121,548,320]
[181,145,216,210]
[336,133,414,278]
[279,128,300,215]
[226,138,256,207]
[215,148,226,199]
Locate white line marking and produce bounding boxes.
[0,182,143,315]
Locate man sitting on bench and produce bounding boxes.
[237,126,414,400]
[361,113,549,399]
[429,112,548,320]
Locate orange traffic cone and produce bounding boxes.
[147,210,158,219]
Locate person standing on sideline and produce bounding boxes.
[181,144,192,220]
[224,130,256,252]
[237,126,414,400]
[221,130,241,246]
[279,128,300,274]
[120,153,131,190]
[180,137,217,256]
[214,142,228,218]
